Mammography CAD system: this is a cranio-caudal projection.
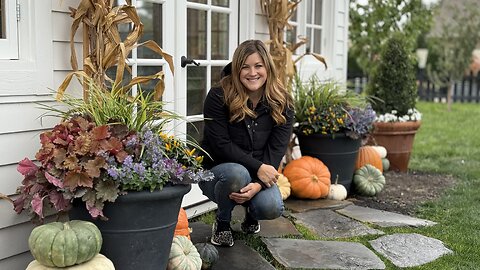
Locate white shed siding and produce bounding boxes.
[0,0,80,268]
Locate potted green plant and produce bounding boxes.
[13,80,214,270]
[293,75,376,193]
[366,32,422,172]
[12,1,212,270]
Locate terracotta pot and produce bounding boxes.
[370,121,421,172]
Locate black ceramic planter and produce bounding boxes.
[69,184,191,270]
[297,133,361,193]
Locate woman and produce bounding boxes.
[199,40,294,247]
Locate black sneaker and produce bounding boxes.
[211,221,234,247]
[241,214,261,234]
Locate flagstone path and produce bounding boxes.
[189,198,452,269]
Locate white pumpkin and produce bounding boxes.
[371,146,387,158]
[167,235,202,270]
[276,174,291,200]
[26,254,114,270]
[326,177,347,201]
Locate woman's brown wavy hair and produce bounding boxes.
[221,40,293,125]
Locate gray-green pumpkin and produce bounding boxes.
[353,164,386,196]
[194,242,219,269]
[28,220,102,267]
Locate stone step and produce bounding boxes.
[262,238,386,269]
[336,205,437,227]
[369,233,453,267]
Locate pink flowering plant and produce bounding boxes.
[14,81,213,222]
[293,75,376,139]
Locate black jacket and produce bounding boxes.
[201,66,294,182]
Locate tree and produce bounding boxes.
[367,32,417,116]
[349,0,433,75]
[426,1,480,111]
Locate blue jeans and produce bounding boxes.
[199,163,284,223]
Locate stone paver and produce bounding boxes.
[336,205,437,227]
[213,240,276,270]
[230,205,302,238]
[292,209,384,238]
[369,233,453,268]
[190,222,212,244]
[263,238,385,270]
[285,198,353,213]
[190,223,275,269]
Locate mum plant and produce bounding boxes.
[293,75,376,140]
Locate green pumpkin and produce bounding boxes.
[168,236,202,270]
[382,158,390,171]
[353,164,386,196]
[194,242,219,270]
[28,220,102,267]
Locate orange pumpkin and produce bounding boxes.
[282,156,331,199]
[174,208,190,239]
[355,146,383,172]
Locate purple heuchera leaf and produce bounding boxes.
[17,158,38,176]
[49,190,70,212]
[86,203,104,219]
[45,172,64,188]
[31,194,44,218]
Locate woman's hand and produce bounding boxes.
[229,183,262,204]
[257,164,280,188]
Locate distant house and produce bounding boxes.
[0,0,349,268]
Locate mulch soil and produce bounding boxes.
[348,170,456,216]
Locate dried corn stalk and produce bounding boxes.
[259,0,327,90]
[57,0,173,101]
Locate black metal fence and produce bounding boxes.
[347,71,480,103]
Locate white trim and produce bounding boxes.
[0,0,53,95]
[0,0,19,59]
[238,0,254,41]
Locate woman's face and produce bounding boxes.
[239,52,267,93]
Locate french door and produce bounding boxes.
[127,0,239,209]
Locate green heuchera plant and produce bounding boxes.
[367,32,417,116]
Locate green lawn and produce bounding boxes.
[195,101,480,269]
[405,101,480,269]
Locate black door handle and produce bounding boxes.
[181,56,200,68]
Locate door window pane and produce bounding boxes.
[314,0,323,25]
[211,66,223,88]
[187,66,207,115]
[306,0,312,24]
[187,9,207,59]
[137,1,163,59]
[286,26,297,50]
[187,120,204,146]
[138,66,163,96]
[0,0,5,38]
[188,0,207,4]
[313,29,322,54]
[212,0,229,7]
[211,12,229,60]
[105,66,133,89]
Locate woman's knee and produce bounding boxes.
[250,196,283,220]
[212,163,251,193]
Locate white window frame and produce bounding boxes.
[0,0,19,59]
[0,0,53,97]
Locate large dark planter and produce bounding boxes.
[69,184,191,270]
[296,133,361,193]
[370,121,421,172]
